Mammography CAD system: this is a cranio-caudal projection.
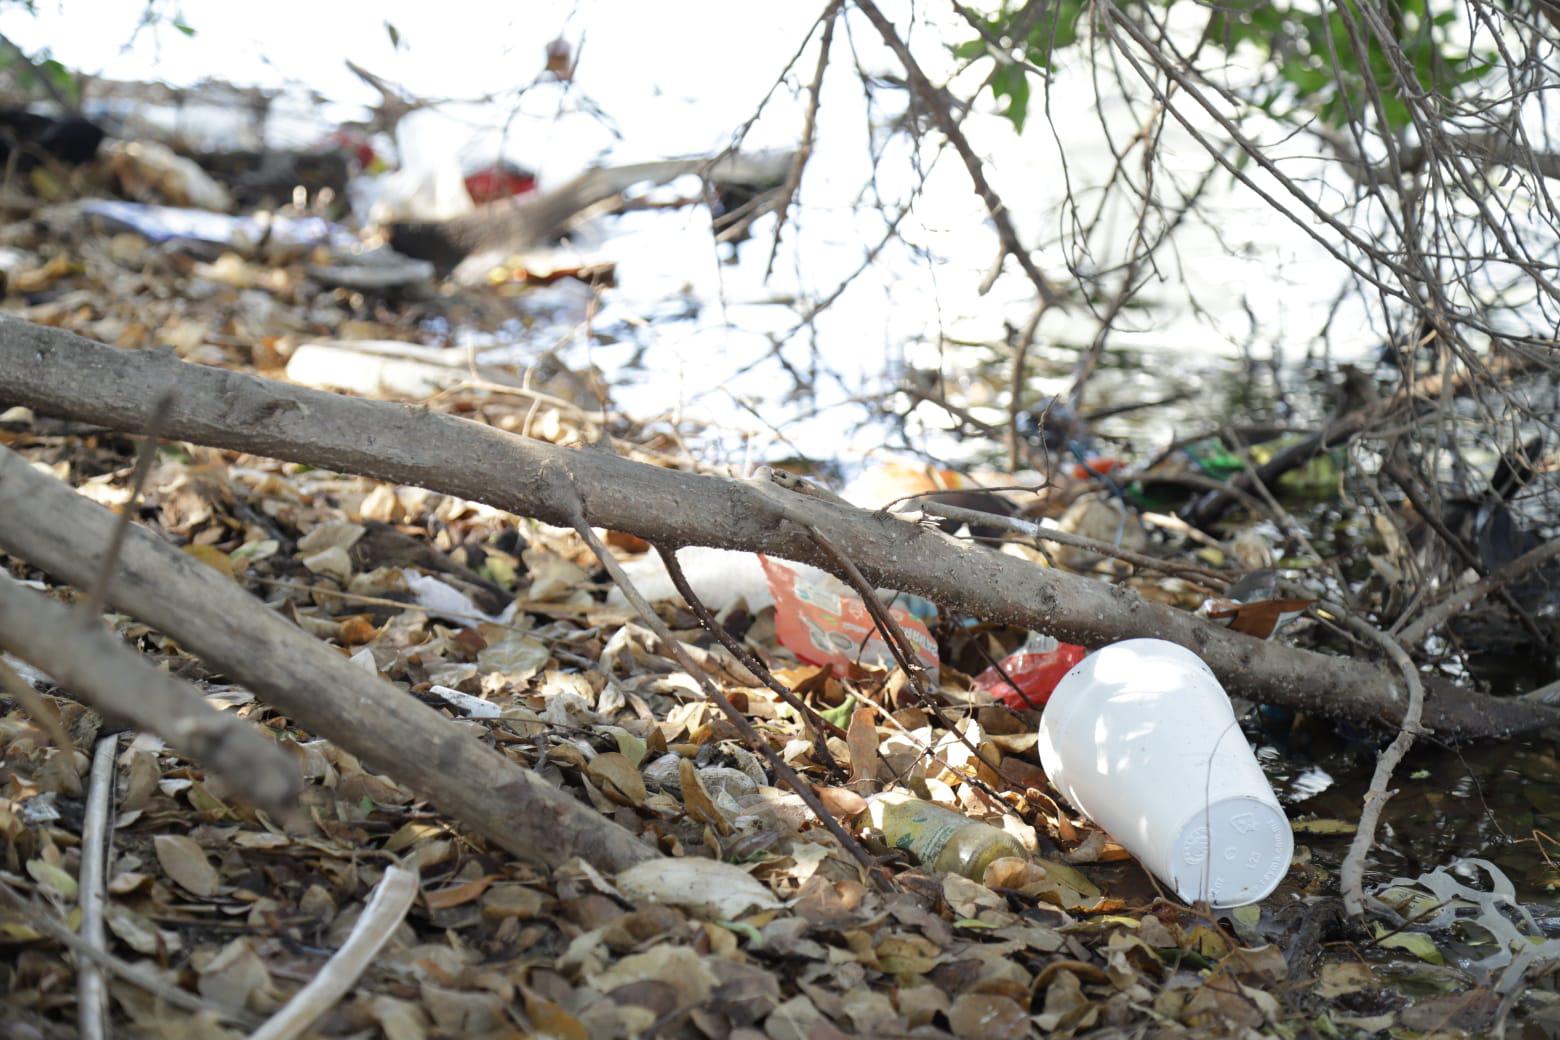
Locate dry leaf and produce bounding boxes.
[154,833,220,897]
[423,874,497,910]
[616,858,780,919]
[523,989,588,1040]
[679,758,731,835]
[814,785,867,819]
[846,706,879,787]
[587,752,648,807]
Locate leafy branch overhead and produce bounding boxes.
[957,0,1498,133]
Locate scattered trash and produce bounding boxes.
[463,160,538,204]
[1037,639,1292,907]
[761,555,939,679]
[866,790,1028,881]
[103,139,233,211]
[1131,434,1344,511]
[80,199,352,253]
[970,632,1087,709]
[608,546,792,613]
[1374,858,1560,994]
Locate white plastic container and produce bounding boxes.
[1036,638,1292,908]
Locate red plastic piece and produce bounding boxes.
[971,636,1087,710]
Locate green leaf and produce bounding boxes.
[990,63,1031,133]
[385,21,402,50]
[1374,924,1444,964]
[953,38,988,61]
[821,695,856,729]
[717,919,764,945]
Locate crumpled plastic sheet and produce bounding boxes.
[1372,857,1560,994]
[80,199,356,251]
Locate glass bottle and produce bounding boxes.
[868,791,1028,881]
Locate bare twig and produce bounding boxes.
[247,866,419,1040]
[1006,305,1048,472]
[765,0,843,279]
[1337,610,1427,916]
[918,499,1229,588]
[856,0,1063,308]
[75,733,118,1040]
[81,391,174,620]
[1396,538,1560,648]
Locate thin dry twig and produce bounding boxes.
[248,866,419,1040]
[81,390,174,619]
[1396,538,1560,648]
[75,732,118,1040]
[765,0,843,279]
[917,499,1229,588]
[856,0,1063,308]
[1336,609,1428,916]
[1006,304,1048,471]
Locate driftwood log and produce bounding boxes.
[1,317,1556,738]
[0,441,658,873]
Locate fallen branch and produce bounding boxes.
[0,319,1554,737]
[248,866,418,1040]
[0,444,658,873]
[76,733,118,1040]
[0,570,301,811]
[1338,613,1426,916]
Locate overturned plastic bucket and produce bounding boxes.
[1037,638,1292,908]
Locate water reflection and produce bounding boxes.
[1254,719,1558,901]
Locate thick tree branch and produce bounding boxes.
[0,434,657,873]
[0,571,300,810]
[0,318,1554,737]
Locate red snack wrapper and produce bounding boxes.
[759,555,938,679]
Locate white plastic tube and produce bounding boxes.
[1037,638,1292,908]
